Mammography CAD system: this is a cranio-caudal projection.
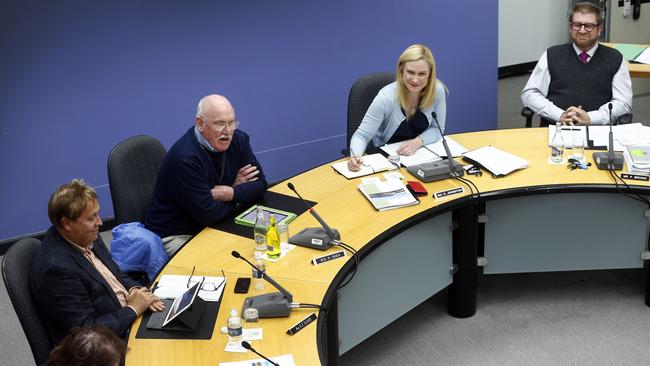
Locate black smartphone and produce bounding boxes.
[234,277,251,294]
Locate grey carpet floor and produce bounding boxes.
[340,269,649,366]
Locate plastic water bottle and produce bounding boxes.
[227,309,243,343]
[253,207,268,253]
[550,122,565,163]
[266,215,281,259]
[252,251,265,291]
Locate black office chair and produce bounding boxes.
[344,72,395,155]
[107,135,166,285]
[2,238,52,365]
[522,106,633,127]
[107,135,167,224]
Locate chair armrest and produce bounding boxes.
[521,107,534,128]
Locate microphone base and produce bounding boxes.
[289,228,340,251]
[242,292,291,318]
[592,151,624,170]
[407,159,465,183]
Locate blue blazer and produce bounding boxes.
[30,227,139,345]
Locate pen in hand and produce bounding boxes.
[348,152,367,172]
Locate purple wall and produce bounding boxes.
[0,0,498,240]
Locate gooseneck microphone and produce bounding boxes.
[286,182,340,250]
[608,103,615,168]
[593,103,624,170]
[432,112,464,178]
[405,112,464,182]
[241,341,279,366]
[231,251,292,318]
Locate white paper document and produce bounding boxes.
[633,47,650,64]
[153,274,225,302]
[219,354,295,366]
[223,328,264,353]
[624,145,650,175]
[379,137,469,167]
[262,242,296,263]
[331,153,396,178]
[462,146,529,176]
[548,123,650,151]
[380,141,441,167]
[424,137,469,158]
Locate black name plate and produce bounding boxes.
[311,250,346,265]
[621,173,649,181]
[434,187,464,199]
[287,313,317,335]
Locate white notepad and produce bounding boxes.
[331,153,396,179]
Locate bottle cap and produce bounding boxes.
[230,309,238,317]
[254,251,263,260]
[243,307,259,322]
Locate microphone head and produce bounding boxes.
[431,111,437,119]
[241,341,251,350]
[231,250,240,259]
[287,182,295,191]
[608,103,613,111]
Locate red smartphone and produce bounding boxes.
[406,181,428,196]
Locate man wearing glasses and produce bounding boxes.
[521,2,632,127]
[146,94,267,254]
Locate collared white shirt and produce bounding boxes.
[521,42,633,125]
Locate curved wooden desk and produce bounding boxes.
[126,128,650,366]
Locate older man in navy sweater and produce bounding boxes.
[146,95,267,254]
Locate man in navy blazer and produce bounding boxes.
[30,179,164,346]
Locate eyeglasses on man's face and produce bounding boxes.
[200,116,239,132]
[570,22,598,32]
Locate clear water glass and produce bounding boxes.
[572,135,585,162]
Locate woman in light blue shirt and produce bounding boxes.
[348,44,447,171]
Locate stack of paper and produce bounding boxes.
[462,146,529,177]
[358,179,419,211]
[331,153,396,179]
[547,123,650,152]
[380,137,469,167]
[623,145,650,175]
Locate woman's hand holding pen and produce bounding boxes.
[348,153,364,171]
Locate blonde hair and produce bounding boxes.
[396,44,437,111]
[48,179,97,228]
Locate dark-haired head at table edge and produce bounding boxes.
[30,179,164,348]
[145,94,268,254]
[48,325,126,366]
[521,1,633,127]
[347,43,448,171]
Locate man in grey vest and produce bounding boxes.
[521,2,632,127]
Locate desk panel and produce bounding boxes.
[484,193,648,274]
[337,212,453,354]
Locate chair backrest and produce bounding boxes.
[346,72,395,153]
[107,135,167,224]
[2,238,52,365]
